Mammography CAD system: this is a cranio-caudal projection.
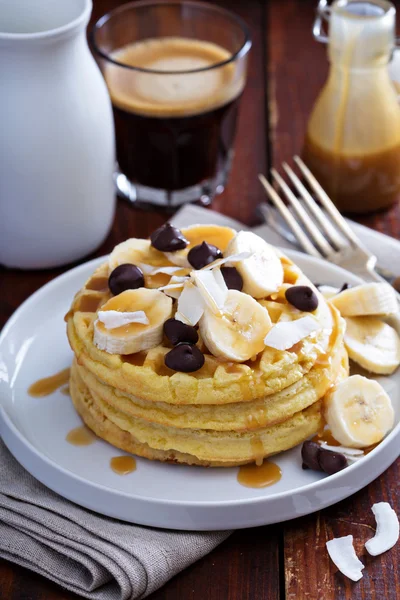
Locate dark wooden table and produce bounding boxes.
[1,1,399,598]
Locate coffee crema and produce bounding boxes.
[105,37,244,118]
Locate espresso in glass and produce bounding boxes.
[92,1,251,208]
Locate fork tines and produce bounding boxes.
[258,156,364,260]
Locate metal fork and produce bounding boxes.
[258,156,400,298]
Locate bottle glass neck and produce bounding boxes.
[328,0,395,68]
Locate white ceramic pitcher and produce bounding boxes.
[0,0,115,269]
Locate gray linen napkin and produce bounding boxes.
[0,440,230,599]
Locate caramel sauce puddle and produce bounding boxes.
[28,368,70,397]
[238,460,282,488]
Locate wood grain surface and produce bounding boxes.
[0,1,399,599]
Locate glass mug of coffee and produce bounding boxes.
[91,0,251,208]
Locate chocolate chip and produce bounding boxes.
[164,343,205,372]
[285,285,319,312]
[339,282,350,293]
[301,440,348,475]
[318,448,347,475]
[150,223,188,252]
[108,264,144,295]
[187,242,222,270]
[164,318,199,345]
[221,266,243,291]
[301,441,323,471]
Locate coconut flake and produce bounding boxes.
[175,282,205,326]
[201,251,253,271]
[137,263,154,275]
[170,275,188,284]
[140,264,184,276]
[365,502,399,556]
[191,269,228,314]
[97,310,149,329]
[318,443,364,457]
[326,535,364,582]
[213,268,229,293]
[264,316,320,350]
[159,276,188,299]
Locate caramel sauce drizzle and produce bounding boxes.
[76,295,103,313]
[66,426,96,446]
[312,428,340,446]
[123,352,147,367]
[28,368,71,397]
[110,455,137,475]
[238,460,282,488]
[86,276,109,291]
[250,436,265,467]
[224,363,244,375]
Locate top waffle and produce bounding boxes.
[66,224,344,406]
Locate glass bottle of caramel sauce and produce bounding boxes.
[303,0,400,214]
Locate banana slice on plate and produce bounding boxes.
[344,316,400,375]
[324,374,395,448]
[109,238,170,272]
[199,289,272,361]
[225,231,284,298]
[94,288,173,354]
[164,224,236,267]
[331,283,398,317]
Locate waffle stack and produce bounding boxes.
[66,225,348,467]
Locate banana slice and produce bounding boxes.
[225,231,284,298]
[109,238,169,272]
[331,283,398,317]
[344,316,400,375]
[94,288,172,354]
[164,224,236,267]
[324,374,394,448]
[199,289,272,361]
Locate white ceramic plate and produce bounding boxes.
[0,251,399,531]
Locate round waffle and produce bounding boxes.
[66,224,348,466]
[70,349,348,466]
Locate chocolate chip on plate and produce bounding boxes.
[318,447,347,475]
[221,266,243,291]
[165,343,205,372]
[108,264,144,295]
[301,441,323,471]
[187,242,222,269]
[164,318,199,346]
[150,223,188,252]
[339,282,350,293]
[285,285,319,312]
[301,440,347,475]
